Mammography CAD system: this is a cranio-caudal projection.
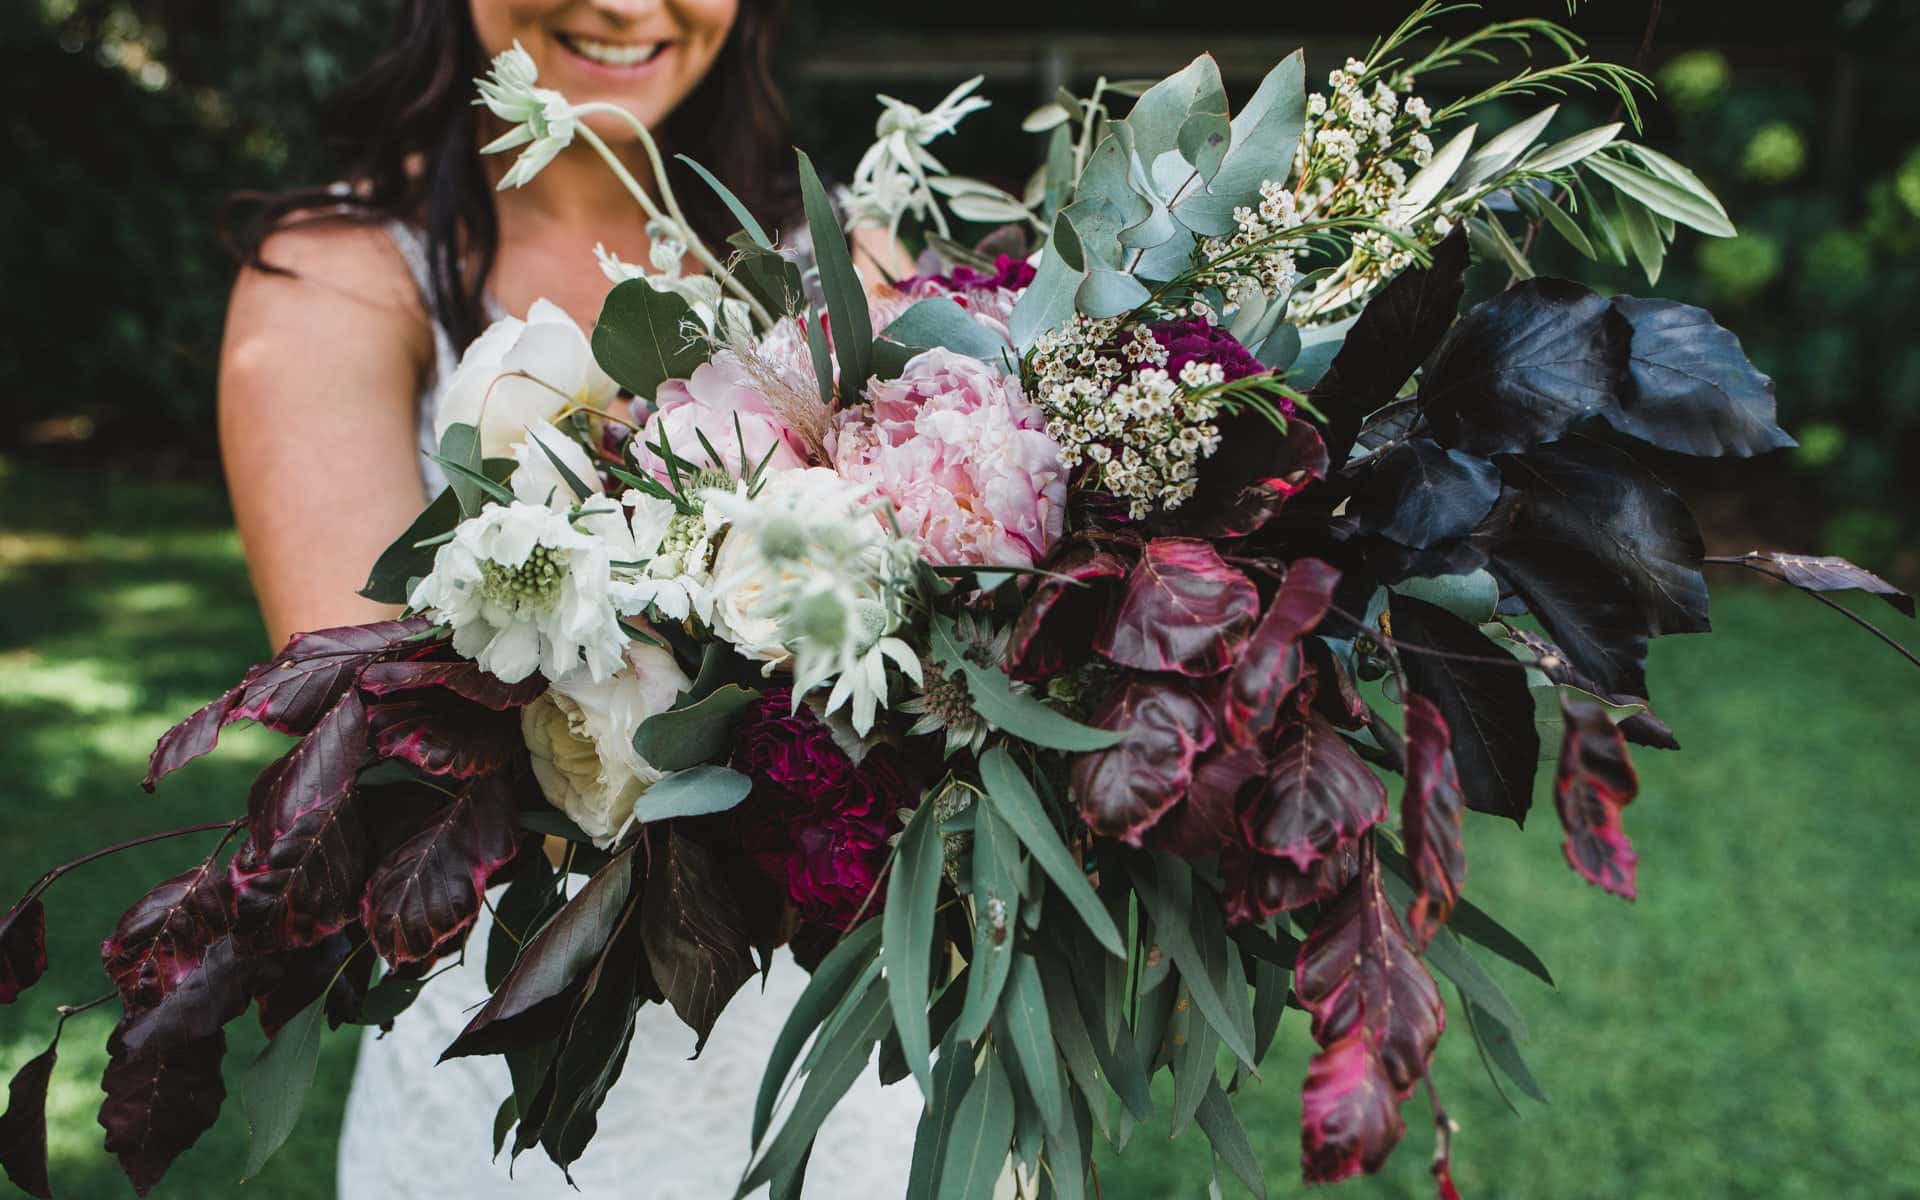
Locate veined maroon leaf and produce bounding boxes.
[1148,740,1263,857]
[358,658,549,709]
[1225,558,1339,743]
[1303,638,1371,730]
[1006,541,1130,681]
[1095,539,1259,676]
[1392,594,1538,824]
[639,831,755,1054]
[1185,420,1331,538]
[1554,700,1640,900]
[253,931,369,1036]
[1241,715,1386,870]
[1295,848,1444,1099]
[1401,695,1466,951]
[1070,676,1216,843]
[245,689,368,849]
[362,775,519,968]
[1222,841,1358,925]
[447,848,636,1060]
[98,1019,228,1197]
[145,618,433,789]
[366,695,521,779]
[115,937,256,1060]
[1350,440,1502,551]
[1739,551,1914,618]
[1299,1022,1403,1183]
[102,859,234,1009]
[230,787,371,955]
[0,901,47,1005]
[0,1036,55,1197]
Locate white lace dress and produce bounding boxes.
[334,224,923,1199]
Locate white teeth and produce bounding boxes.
[567,37,662,67]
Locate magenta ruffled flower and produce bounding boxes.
[830,348,1067,568]
[1144,318,1270,387]
[732,688,915,929]
[902,253,1036,295]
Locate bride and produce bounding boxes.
[219,1,919,1195]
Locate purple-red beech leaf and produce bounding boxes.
[253,932,369,1037]
[229,788,370,955]
[145,617,433,789]
[0,901,48,1005]
[362,774,519,967]
[1149,741,1263,858]
[245,689,368,849]
[357,658,549,708]
[1738,551,1915,618]
[102,859,234,1009]
[98,1020,228,1197]
[1096,539,1259,676]
[1295,849,1444,1181]
[1554,700,1640,899]
[114,937,256,1061]
[1391,594,1538,824]
[1184,420,1331,538]
[365,696,522,779]
[1240,715,1386,870]
[0,1037,56,1197]
[1225,558,1339,743]
[1006,541,1130,681]
[1223,841,1358,925]
[1401,695,1466,951]
[1605,296,1795,459]
[1071,676,1216,842]
[1303,638,1372,731]
[639,831,756,1053]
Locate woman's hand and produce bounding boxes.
[219,219,437,650]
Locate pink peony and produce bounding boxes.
[830,347,1066,568]
[631,355,811,482]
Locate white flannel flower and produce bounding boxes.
[848,76,990,240]
[437,299,620,459]
[476,41,577,189]
[409,500,633,685]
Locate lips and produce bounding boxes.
[554,32,668,69]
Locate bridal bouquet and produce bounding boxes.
[4,4,1913,1197]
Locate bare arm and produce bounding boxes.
[219,220,437,651]
[851,224,918,288]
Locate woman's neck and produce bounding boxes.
[488,136,657,251]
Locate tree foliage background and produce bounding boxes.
[5,0,1919,572]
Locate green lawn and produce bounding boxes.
[2,457,1915,1199]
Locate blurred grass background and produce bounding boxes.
[5,0,1920,1195]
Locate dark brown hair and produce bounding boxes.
[227,0,793,351]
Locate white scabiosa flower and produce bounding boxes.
[409,500,632,685]
[436,299,620,459]
[476,41,578,189]
[511,421,603,508]
[607,489,720,625]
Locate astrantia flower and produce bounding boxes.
[732,688,918,928]
[521,639,691,847]
[831,347,1066,568]
[476,41,578,190]
[438,300,620,459]
[632,356,812,479]
[409,500,631,684]
[896,610,1016,756]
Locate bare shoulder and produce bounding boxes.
[226,214,432,372]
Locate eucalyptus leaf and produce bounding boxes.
[1131,858,1255,1067]
[881,298,1010,361]
[956,803,1023,1041]
[1393,570,1501,625]
[737,977,891,1196]
[1586,153,1736,238]
[632,684,760,771]
[938,1049,1017,1200]
[591,278,709,401]
[885,799,945,1100]
[1465,991,1550,1105]
[1194,1078,1266,1199]
[979,746,1127,959]
[1001,954,1066,1134]
[677,153,771,247]
[241,995,328,1179]
[752,920,883,1145]
[438,421,487,518]
[797,149,874,402]
[907,1032,976,1198]
[629,765,752,824]
[1023,102,1071,133]
[930,615,1124,752]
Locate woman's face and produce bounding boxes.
[470,0,739,137]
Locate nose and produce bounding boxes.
[585,0,665,23]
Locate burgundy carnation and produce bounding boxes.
[902,253,1036,295]
[731,688,915,930]
[1144,318,1269,386]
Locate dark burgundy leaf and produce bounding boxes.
[360,779,459,856]
[1302,638,1371,731]
[1351,441,1501,550]
[1401,695,1465,951]
[1555,701,1640,900]
[357,658,549,708]
[0,901,47,1005]
[229,789,371,955]
[0,1038,55,1197]
[1604,296,1795,458]
[115,937,256,1060]
[1184,420,1331,538]
[1240,715,1387,869]
[639,831,756,1053]
[448,848,637,1060]
[98,1021,227,1197]
[1006,542,1131,680]
[1488,508,1652,700]
[1071,676,1216,842]
[1391,594,1539,824]
[1295,849,1444,1179]
[145,618,432,789]
[366,695,521,779]
[103,859,234,1009]
[1496,442,1710,637]
[1224,558,1339,743]
[1223,841,1358,925]
[362,774,520,967]
[1314,225,1470,467]
[1149,741,1264,858]
[1421,278,1630,457]
[1498,626,1676,750]
[1096,539,1259,676]
[254,932,369,1036]
[1300,1023,1403,1183]
[1738,551,1915,618]
[245,689,368,849]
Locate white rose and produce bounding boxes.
[436,299,620,459]
[706,527,791,667]
[520,639,691,847]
